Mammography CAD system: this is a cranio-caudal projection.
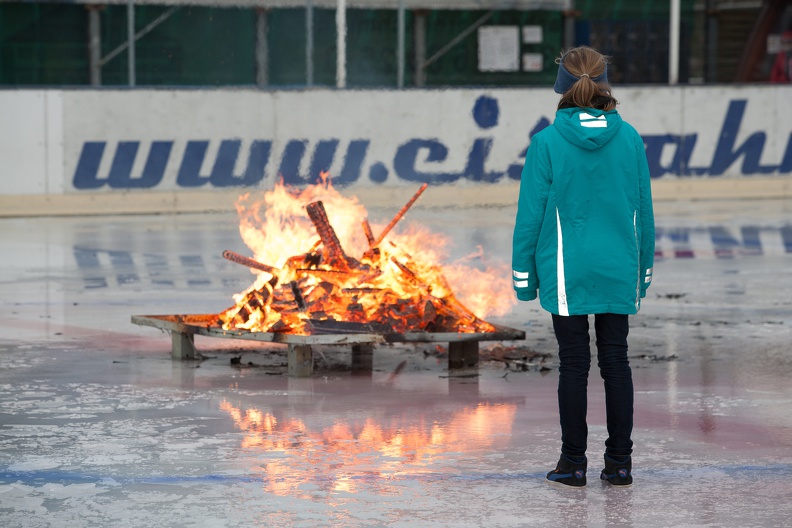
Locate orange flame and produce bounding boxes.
[220,175,515,334]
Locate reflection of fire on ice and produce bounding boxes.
[219,174,515,335]
[219,399,518,495]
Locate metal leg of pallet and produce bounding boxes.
[448,340,479,371]
[171,331,197,360]
[351,343,374,375]
[288,344,314,377]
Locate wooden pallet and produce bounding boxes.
[131,314,525,377]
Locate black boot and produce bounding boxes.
[600,454,632,486]
[546,454,587,487]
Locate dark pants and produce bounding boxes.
[551,313,634,460]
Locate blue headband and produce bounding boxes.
[553,61,608,94]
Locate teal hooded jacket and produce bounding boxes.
[511,107,655,315]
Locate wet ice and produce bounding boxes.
[1,198,791,527]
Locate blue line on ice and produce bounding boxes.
[3,464,792,487]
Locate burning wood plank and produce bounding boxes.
[305,201,350,270]
[362,220,375,247]
[222,250,279,276]
[372,183,427,247]
[296,268,358,281]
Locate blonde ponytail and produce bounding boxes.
[556,47,617,111]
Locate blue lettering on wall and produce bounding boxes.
[507,116,551,180]
[278,140,308,185]
[368,161,389,183]
[708,100,778,175]
[71,97,792,190]
[394,139,460,184]
[336,140,369,185]
[277,139,369,186]
[176,140,270,187]
[781,134,792,172]
[73,141,173,189]
[643,134,700,177]
[473,95,499,129]
[644,99,792,178]
[464,138,503,182]
[73,143,106,190]
[392,135,512,184]
[176,141,211,187]
[308,140,339,181]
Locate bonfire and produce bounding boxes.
[218,175,513,336]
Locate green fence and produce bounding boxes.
[0,1,696,88]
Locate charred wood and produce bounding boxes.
[342,287,383,294]
[222,250,279,276]
[290,281,308,311]
[268,319,291,333]
[307,319,390,335]
[362,219,375,247]
[305,201,349,269]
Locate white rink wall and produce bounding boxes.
[1,85,791,216]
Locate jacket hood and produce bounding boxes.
[553,107,623,151]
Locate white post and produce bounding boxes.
[88,7,102,85]
[397,0,405,88]
[669,0,680,85]
[415,11,426,87]
[127,0,136,86]
[306,0,314,86]
[336,0,346,88]
[256,9,269,87]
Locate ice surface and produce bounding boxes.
[1,197,791,527]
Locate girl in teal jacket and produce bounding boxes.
[512,46,655,488]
